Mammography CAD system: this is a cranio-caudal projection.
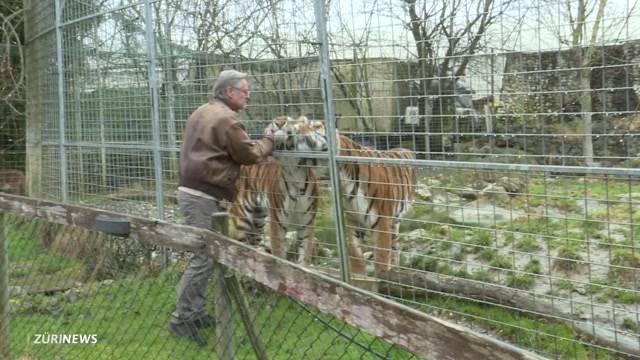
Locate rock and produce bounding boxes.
[432,193,462,205]
[316,247,333,258]
[497,176,525,194]
[618,193,640,202]
[8,286,26,298]
[459,187,479,200]
[415,183,432,200]
[438,225,451,236]
[400,228,428,242]
[482,185,509,203]
[449,198,527,226]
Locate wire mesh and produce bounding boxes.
[0,0,26,196]
[1,213,418,359]
[11,0,640,358]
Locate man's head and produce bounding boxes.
[212,70,250,112]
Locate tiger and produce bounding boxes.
[229,116,328,265]
[274,117,417,275]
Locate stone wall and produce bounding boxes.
[500,41,640,118]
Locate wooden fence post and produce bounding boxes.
[211,212,267,360]
[212,212,235,360]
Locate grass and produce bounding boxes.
[514,235,542,253]
[13,269,415,359]
[622,318,639,332]
[409,255,438,272]
[477,248,498,262]
[398,203,452,234]
[552,246,583,273]
[462,229,494,254]
[471,270,493,283]
[609,250,640,282]
[489,255,513,270]
[5,219,415,360]
[417,294,620,359]
[506,274,536,289]
[553,279,575,292]
[6,170,640,359]
[523,259,542,275]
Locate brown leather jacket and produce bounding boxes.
[178,99,274,201]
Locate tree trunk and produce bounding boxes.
[580,66,594,166]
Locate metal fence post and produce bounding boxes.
[143,0,168,267]
[0,215,9,359]
[313,0,352,283]
[54,0,68,203]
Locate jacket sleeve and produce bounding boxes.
[225,122,274,165]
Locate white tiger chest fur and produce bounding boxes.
[340,169,379,228]
[275,167,315,230]
[340,168,412,229]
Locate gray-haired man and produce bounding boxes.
[168,70,274,346]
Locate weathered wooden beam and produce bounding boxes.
[0,193,543,360]
[212,212,268,360]
[0,193,206,252]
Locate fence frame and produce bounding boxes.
[25,0,640,284]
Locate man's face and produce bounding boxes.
[226,79,250,112]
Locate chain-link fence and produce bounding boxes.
[0,210,425,359]
[0,194,537,359]
[4,0,640,358]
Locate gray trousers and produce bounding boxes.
[170,190,226,324]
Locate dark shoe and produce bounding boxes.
[193,314,216,329]
[168,321,207,346]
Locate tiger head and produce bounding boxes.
[271,116,328,153]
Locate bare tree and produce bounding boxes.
[330,0,379,133]
[402,0,513,157]
[543,0,638,166]
[190,0,273,97]
[0,0,24,168]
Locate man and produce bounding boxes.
[168,70,274,346]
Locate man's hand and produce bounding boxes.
[263,125,275,141]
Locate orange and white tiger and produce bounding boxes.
[274,117,417,275]
[230,116,327,265]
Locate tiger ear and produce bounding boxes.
[296,115,310,123]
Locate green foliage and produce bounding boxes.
[514,235,542,253]
[622,318,639,332]
[502,232,516,246]
[7,218,86,279]
[490,255,513,270]
[451,248,465,261]
[410,255,438,272]
[584,279,608,295]
[471,270,494,283]
[553,279,575,292]
[399,203,452,234]
[505,217,542,235]
[553,245,583,273]
[418,294,612,359]
[506,274,536,289]
[464,229,494,254]
[523,259,542,275]
[10,267,414,359]
[612,289,640,304]
[477,248,498,262]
